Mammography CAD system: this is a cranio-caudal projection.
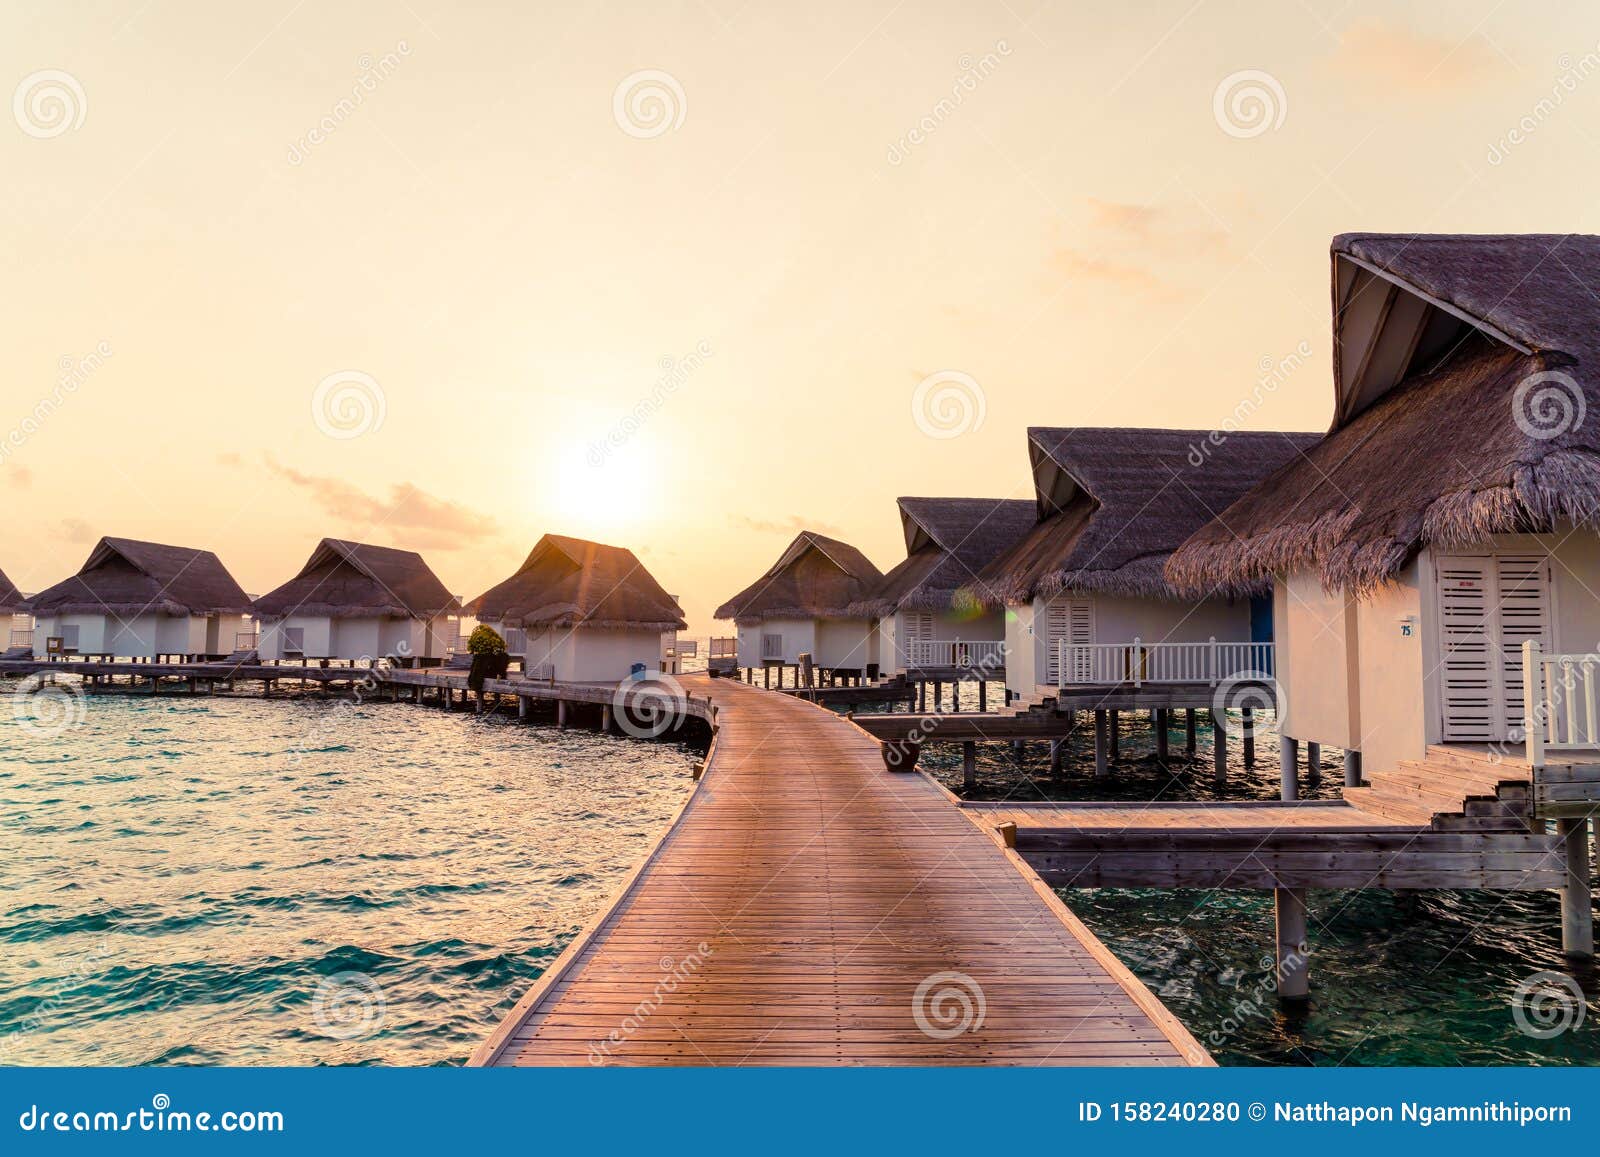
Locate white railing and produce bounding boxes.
[233,631,258,651]
[666,638,698,657]
[1523,639,1600,769]
[709,636,737,659]
[906,639,1006,670]
[525,661,555,681]
[9,628,34,648]
[1056,638,1275,687]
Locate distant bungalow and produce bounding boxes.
[716,531,884,683]
[1168,232,1600,789]
[253,539,462,665]
[28,537,253,661]
[0,566,31,656]
[470,534,685,682]
[963,427,1319,702]
[849,497,1035,677]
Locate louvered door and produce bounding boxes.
[1044,599,1094,684]
[1436,554,1551,741]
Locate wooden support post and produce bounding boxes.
[934,681,943,712]
[1560,818,1594,959]
[557,700,569,729]
[764,666,771,689]
[1274,887,1310,1002]
[1011,739,1025,760]
[601,704,613,733]
[517,696,528,721]
[1049,738,1064,781]
[978,680,987,713]
[475,690,485,714]
[1094,711,1109,778]
[1344,749,1362,787]
[1241,707,1255,768]
[1155,708,1169,760]
[951,680,960,714]
[1212,712,1227,786]
[1305,741,1322,785]
[1280,735,1299,800]
[1108,710,1119,761]
[962,741,976,792]
[1185,708,1197,756]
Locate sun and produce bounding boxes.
[546,435,662,539]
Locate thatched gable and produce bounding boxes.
[0,566,27,616]
[965,427,1321,607]
[470,534,685,631]
[253,539,461,621]
[28,537,252,618]
[849,497,1035,617]
[1168,233,1600,597]
[715,531,884,624]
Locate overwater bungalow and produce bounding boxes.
[470,533,685,682]
[963,426,1319,703]
[849,497,1036,678]
[715,531,885,684]
[27,537,253,661]
[253,539,462,665]
[0,566,31,656]
[1168,232,1600,803]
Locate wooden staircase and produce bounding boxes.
[1344,745,1534,831]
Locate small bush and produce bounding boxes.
[468,624,507,655]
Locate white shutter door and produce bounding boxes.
[1068,601,1095,682]
[1044,603,1068,684]
[1437,557,1495,741]
[1043,600,1092,684]
[1494,555,1551,734]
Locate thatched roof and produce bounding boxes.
[715,531,884,624]
[1168,233,1600,597]
[964,427,1321,606]
[253,539,461,620]
[0,566,26,616]
[28,537,252,617]
[470,534,685,631]
[849,497,1036,617]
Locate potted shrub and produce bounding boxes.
[467,625,511,690]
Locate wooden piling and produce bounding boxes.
[518,696,528,721]
[1344,749,1361,787]
[1185,708,1196,756]
[1108,710,1119,761]
[1155,708,1169,761]
[1241,707,1254,767]
[977,680,987,713]
[1280,736,1299,801]
[1306,741,1322,785]
[557,700,569,729]
[1560,817,1594,958]
[1094,711,1109,778]
[1049,738,1064,781]
[1274,887,1310,1002]
[962,741,976,792]
[1212,713,1226,786]
[601,704,613,733]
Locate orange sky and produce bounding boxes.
[5,1,1599,634]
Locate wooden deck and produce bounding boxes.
[473,674,1210,1067]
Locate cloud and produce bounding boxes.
[60,518,95,543]
[1051,198,1230,301]
[729,513,842,538]
[1329,20,1500,92]
[6,465,32,489]
[1052,248,1171,295]
[254,457,499,550]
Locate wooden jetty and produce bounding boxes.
[472,674,1210,1066]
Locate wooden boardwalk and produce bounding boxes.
[473,675,1210,1066]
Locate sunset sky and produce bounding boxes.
[5,0,1599,635]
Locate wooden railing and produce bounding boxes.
[709,636,736,659]
[1056,638,1274,688]
[906,639,1005,670]
[1523,639,1600,769]
[665,638,698,657]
